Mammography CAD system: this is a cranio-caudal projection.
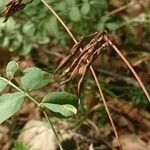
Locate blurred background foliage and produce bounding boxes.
[0,0,149,55]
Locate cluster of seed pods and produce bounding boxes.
[54,31,113,96]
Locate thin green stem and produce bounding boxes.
[0,77,23,93]
[0,77,39,106]
[25,93,39,106]
[43,111,63,150]
[0,76,63,149]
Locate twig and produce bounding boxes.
[105,36,150,102]
[41,0,122,149]
[41,0,76,43]
[89,66,122,149]
[107,2,132,16]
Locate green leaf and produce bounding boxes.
[21,67,50,91]
[42,92,79,107]
[42,103,77,117]
[55,1,66,11]
[9,34,23,53]
[0,79,7,92]
[69,6,81,22]
[65,0,76,6]
[41,92,79,118]
[22,21,36,37]
[6,61,19,80]
[97,16,110,30]
[18,41,32,55]
[106,22,120,31]
[81,3,90,15]
[0,92,25,124]
[46,16,59,36]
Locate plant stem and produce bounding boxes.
[107,39,150,102]
[0,77,39,106]
[0,76,63,150]
[41,0,76,43]
[43,111,63,150]
[0,77,22,93]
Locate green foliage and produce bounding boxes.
[6,61,19,80]
[0,92,25,124]
[41,92,79,118]
[69,6,81,22]
[102,83,150,109]
[21,67,50,91]
[0,0,149,55]
[129,87,150,109]
[97,106,108,126]
[12,142,27,150]
[0,0,117,55]
[0,61,79,124]
[81,2,90,15]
